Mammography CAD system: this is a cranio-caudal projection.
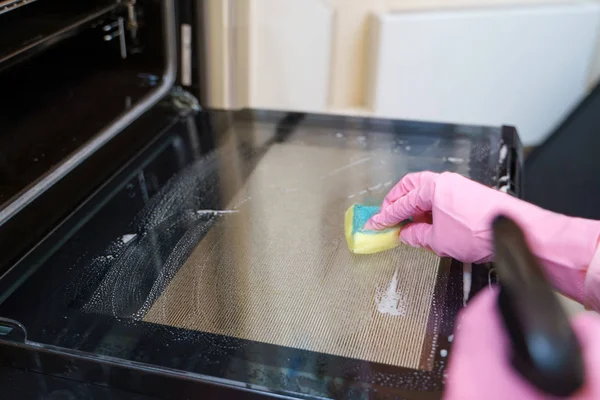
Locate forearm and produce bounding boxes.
[445,288,600,399]
[519,214,600,307]
[503,202,600,309]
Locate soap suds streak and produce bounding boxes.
[319,157,371,180]
[444,157,464,164]
[498,144,508,164]
[195,210,239,216]
[130,220,215,320]
[82,213,218,318]
[463,263,472,306]
[376,268,407,316]
[232,196,252,209]
[70,153,229,319]
[346,180,395,199]
[120,234,137,244]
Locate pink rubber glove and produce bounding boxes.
[365,171,600,309]
[445,287,600,399]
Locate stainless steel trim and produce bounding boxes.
[0,0,177,227]
[118,17,127,59]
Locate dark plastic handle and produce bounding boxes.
[492,215,584,397]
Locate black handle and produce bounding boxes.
[492,215,584,397]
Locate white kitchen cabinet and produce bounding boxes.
[247,0,333,112]
[368,4,600,145]
[202,0,333,111]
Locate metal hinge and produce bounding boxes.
[100,0,138,59]
[121,0,139,40]
[101,16,128,59]
[0,317,27,343]
[170,87,201,116]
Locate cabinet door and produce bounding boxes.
[247,0,333,112]
[368,3,600,145]
[202,0,333,111]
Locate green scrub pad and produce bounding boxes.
[344,204,401,254]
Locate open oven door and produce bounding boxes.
[0,1,522,399]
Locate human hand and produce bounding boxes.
[444,287,600,399]
[365,171,511,263]
[365,171,600,304]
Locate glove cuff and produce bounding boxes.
[585,242,600,312]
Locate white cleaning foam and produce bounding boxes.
[376,268,407,316]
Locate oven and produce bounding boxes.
[0,2,522,398]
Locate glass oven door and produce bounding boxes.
[0,110,517,399]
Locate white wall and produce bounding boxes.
[202,0,600,145]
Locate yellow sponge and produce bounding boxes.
[345,204,401,254]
